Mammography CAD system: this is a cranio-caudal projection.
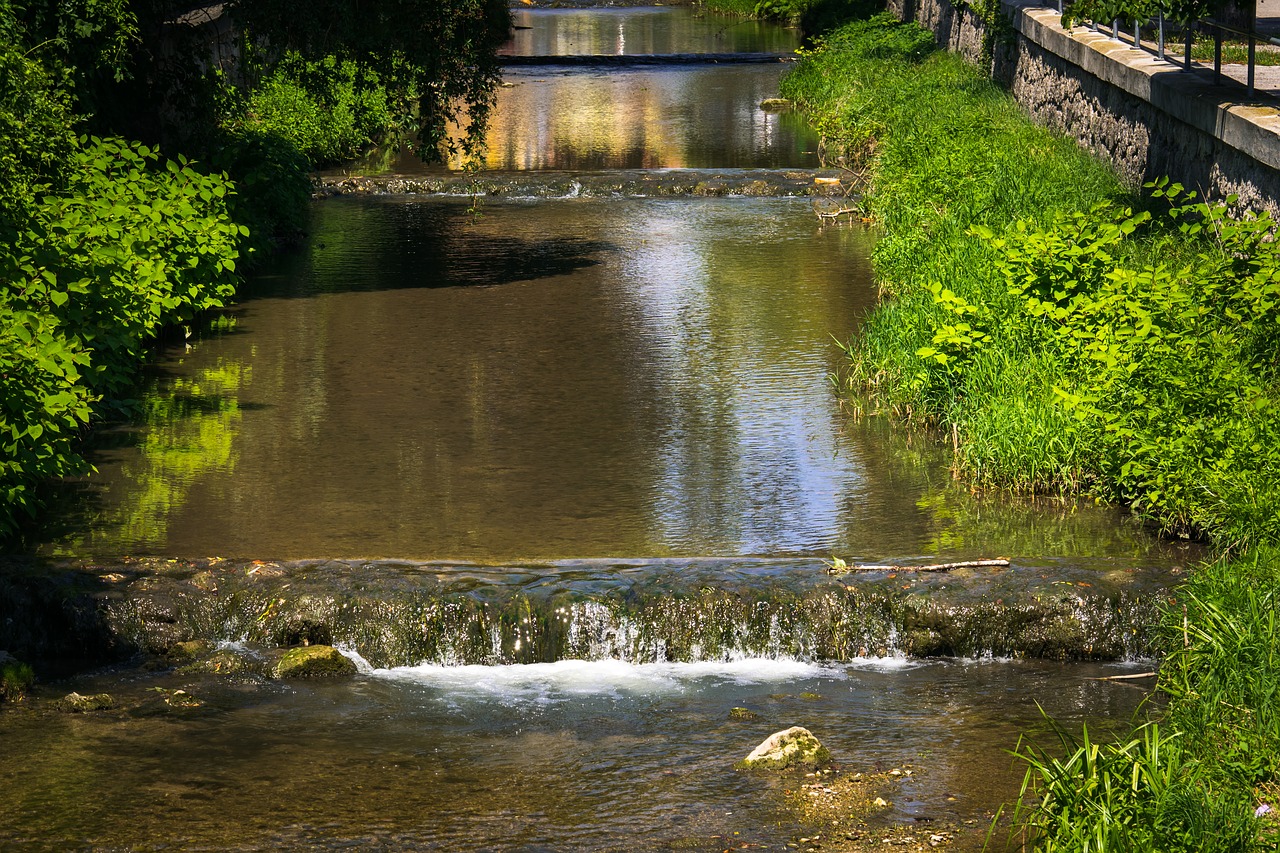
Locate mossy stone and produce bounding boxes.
[272,645,356,679]
[729,707,758,720]
[736,726,831,771]
[59,692,114,712]
[178,648,261,676]
[168,640,211,662]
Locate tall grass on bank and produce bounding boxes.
[781,14,1280,848]
[1011,551,1280,851]
[781,14,1280,547]
[782,15,1128,493]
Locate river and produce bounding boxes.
[0,5,1199,850]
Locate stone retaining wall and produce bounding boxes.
[889,0,1280,212]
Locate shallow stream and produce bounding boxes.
[0,5,1197,851]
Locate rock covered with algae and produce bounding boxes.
[272,645,357,679]
[737,726,831,771]
[58,692,114,712]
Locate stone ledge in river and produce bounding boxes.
[737,726,831,771]
[271,645,357,679]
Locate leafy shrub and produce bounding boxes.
[0,136,243,534]
[0,7,77,232]
[238,52,412,166]
[962,185,1280,544]
[209,129,312,254]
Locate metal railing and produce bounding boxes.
[1056,4,1280,96]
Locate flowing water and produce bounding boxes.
[1,5,1200,851]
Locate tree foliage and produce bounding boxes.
[227,0,510,159]
[0,0,510,535]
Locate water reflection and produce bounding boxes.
[622,205,865,552]
[39,197,1183,565]
[501,7,800,56]
[358,65,818,173]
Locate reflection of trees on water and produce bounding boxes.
[38,198,1190,564]
[447,67,818,172]
[47,347,248,557]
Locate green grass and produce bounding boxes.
[1008,551,1280,851]
[782,14,1280,849]
[1191,40,1280,66]
[783,14,1280,543]
[698,0,880,34]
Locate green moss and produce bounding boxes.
[737,726,832,770]
[272,645,357,679]
[58,692,114,712]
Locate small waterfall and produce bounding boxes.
[0,557,1169,667]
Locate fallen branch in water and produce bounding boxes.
[813,203,862,222]
[1093,671,1157,681]
[825,558,1010,575]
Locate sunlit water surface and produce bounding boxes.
[1,655,1155,851]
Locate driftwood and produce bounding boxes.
[826,558,1010,575]
[813,204,862,222]
[1093,671,1157,681]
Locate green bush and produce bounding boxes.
[0,657,35,701]
[234,52,416,167]
[0,136,243,534]
[209,129,312,253]
[965,186,1280,545]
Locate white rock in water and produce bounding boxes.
[737,726,831,770]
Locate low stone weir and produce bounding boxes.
[0,556,1174,667]
[312,168,855,199]
[498,53,795,65]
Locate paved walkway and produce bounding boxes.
[1259,0,1280,35]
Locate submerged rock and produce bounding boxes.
[272,645,357,679]
[737,726,831,771]
[59,692,114,712]
[167,640,212,662]
[729,707,758,721]
[0,651,34,702]
[178,648,263,677]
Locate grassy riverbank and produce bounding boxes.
[778,13,1280,849]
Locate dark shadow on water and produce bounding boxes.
[248,200,618,300]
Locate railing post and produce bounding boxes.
[1158,12,1166,60]
[1249,33,1256,94]
[1134,18,1141,48]
[1113,17,1120,37]
[1215,29,1223,82]
[1184,26,1193,70]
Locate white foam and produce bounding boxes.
[336,644,376,674]
[843,655,919,671]
[367,656,845,702]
